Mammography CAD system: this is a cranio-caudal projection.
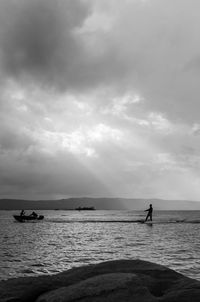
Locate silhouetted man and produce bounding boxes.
[20,210,25,216]
[145,204,153,221]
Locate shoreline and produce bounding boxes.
[1,259,200,302]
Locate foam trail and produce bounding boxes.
[45,218,200,224]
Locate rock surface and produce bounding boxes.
[0,259,200,302]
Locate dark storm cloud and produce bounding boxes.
[0,0,132,91]
[1,0,200,200]
[0,0,91,89]
[0,149,109,198]
[1,0,200,114]
[0,125,34,151]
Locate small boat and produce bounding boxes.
[75,206,95,211]
[13,215,44,222]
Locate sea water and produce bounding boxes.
[0,210,200,281]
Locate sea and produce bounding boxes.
[0,210,200,281]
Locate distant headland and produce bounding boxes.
[0,197,200,210]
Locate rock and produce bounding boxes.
[36,273,156,302]
[0,259,200,302]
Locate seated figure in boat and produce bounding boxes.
[30,211,38,218]
[20,210,25,216]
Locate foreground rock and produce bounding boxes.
[0,260,200,302]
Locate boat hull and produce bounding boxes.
[13,215,44,222]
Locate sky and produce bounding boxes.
[1,0,200,201]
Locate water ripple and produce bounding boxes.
[0,210,200,281]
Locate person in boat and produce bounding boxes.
[144,204,153,221]
[20,209,25,216]
[30,211,38,218]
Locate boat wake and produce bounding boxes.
[45,218,200,224]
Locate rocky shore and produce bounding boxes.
[0,259,200,302]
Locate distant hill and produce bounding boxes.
[0,197,200,210]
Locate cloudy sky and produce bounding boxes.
[1,0,200,200]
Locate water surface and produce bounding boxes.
[1,210,200,281]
